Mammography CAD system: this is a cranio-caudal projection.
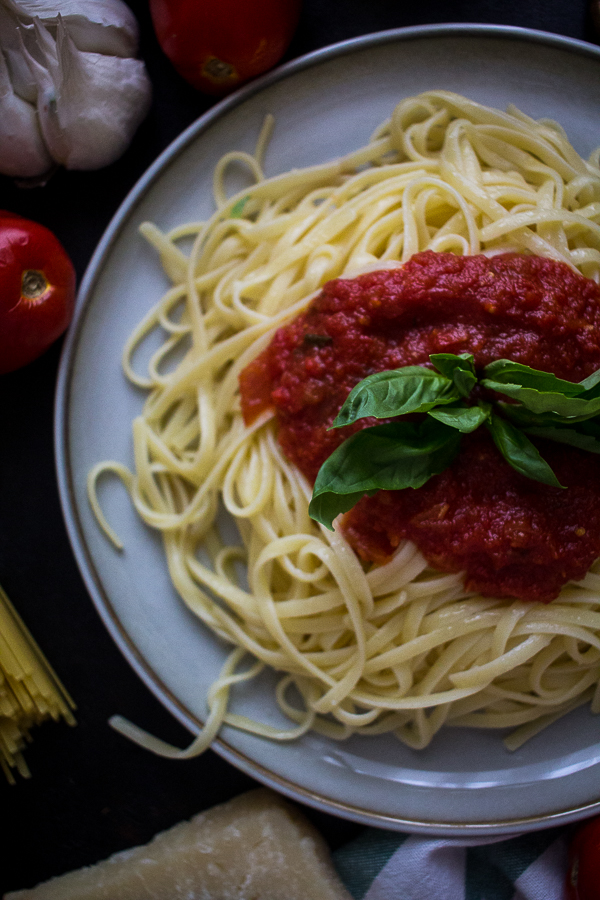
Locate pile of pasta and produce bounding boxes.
[0,584,75,782]
[91,91,600,755]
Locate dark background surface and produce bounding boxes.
[1,0,599,893]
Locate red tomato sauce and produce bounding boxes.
[239,251,600,602]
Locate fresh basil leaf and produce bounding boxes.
[318,419,460,493]
[230,195,251,218]
[452,368,478,398]
[483,359,586,395]
[483,380,600,418]
[573,418,600,438]
[498,402,600,428]
[430,353,476,378]
[309,419,460,529]
[332,367,459,428]
[430,352,477,398]
[428,402,492,432]
[485,360,600,403]
[486,413,565,488]
[308,490,375,533]
[498,403,568,428]
[523,419,600,454]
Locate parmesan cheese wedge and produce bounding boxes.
[5,788,352,900]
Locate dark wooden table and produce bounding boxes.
[1,1,598,893]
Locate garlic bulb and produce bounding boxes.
[0,0,152,179]
[0,25,52,176]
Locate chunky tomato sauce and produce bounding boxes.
[239,252,600,602]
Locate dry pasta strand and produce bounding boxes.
[0,585,75,782]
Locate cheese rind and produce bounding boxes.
[4,788,352,900]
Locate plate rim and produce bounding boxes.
[55,22,600,835]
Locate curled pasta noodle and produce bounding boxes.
[91,91,600,756]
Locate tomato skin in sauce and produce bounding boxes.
[239,252,600,602]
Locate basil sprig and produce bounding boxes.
[309,354,600,530]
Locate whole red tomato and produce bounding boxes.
[0,212,76,375]
[149,0,301,95]
[567,816,600,900]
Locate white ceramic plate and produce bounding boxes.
[56,25,600,835]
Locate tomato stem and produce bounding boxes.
[21,270,48,301]
[202,57,237,82]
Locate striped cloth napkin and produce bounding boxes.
[333,825,570,899]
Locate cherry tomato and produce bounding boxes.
[567,816,600,900]
[0,212,76,375]
[149,0,301,96]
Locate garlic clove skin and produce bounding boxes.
[3,44,38,103]
[0,3,37,101]
[4,0,140,58]
[22,19,69,165]
[0,46,53,177]
[27,17,152,171]
[25,9,57,64]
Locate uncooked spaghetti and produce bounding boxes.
[0,584,75,782]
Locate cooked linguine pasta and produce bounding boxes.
[89,91,600,756]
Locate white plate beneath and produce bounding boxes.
[56,24,600,835]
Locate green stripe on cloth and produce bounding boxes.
[465,827,567,900]
[465,848,516,900]
[333,829,409,899]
